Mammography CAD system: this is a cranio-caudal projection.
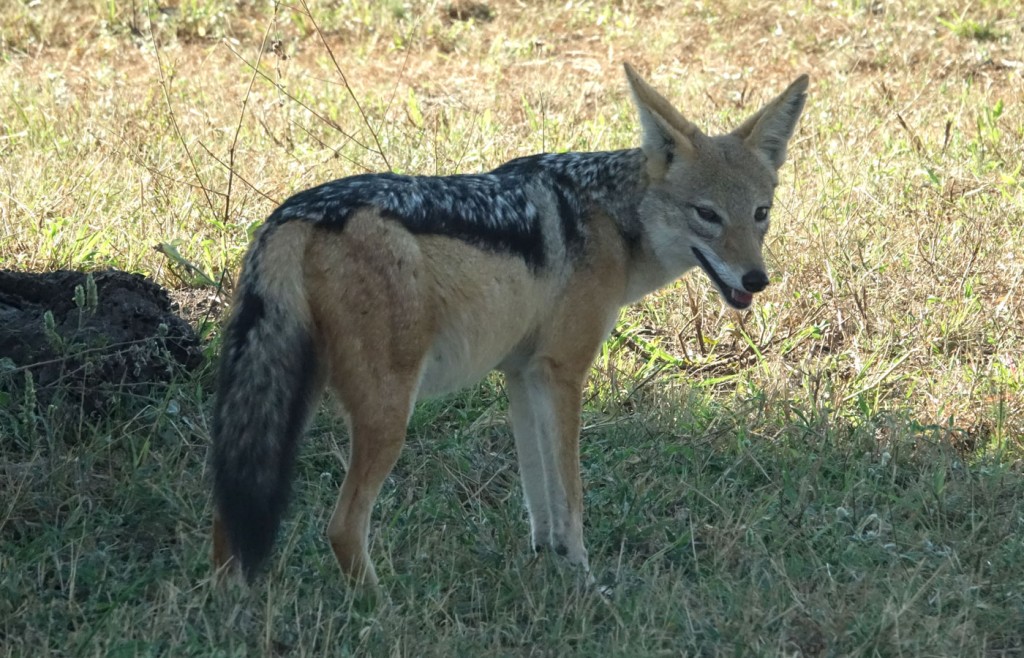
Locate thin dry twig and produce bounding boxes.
[221,41,373,170]
[146,12,218,218]
[298,0,391,171]
[224,1,278,227]
[195,140,279,207]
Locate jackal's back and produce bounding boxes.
[265,150,647,272]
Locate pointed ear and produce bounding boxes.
[623,62,699,173]
[732,74,809,170]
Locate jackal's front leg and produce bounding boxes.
[506,363,589,572]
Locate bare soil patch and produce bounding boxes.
[0,269,203,415]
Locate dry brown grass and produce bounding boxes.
[3,1,1021,438]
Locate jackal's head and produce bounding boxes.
[624,63,808,310]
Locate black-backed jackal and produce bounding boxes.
[212,63,808,588]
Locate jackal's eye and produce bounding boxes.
[693,206,721,224]
[754,206,770,222]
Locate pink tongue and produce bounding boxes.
[731,289,754,305]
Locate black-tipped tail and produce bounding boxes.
[211,283,320,580]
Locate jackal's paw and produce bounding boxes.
[548,538,589,572]
[531,539,589,571]
[529,525,552,554]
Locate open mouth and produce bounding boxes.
[691,247,754,310]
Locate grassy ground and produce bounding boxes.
[2,0,1023,655]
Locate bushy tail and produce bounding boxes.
[211,225,321,580]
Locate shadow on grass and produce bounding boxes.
[2,367,1021,656]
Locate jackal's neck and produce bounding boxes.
[537,148,648,227]
[535,148,646,189]
[522,149,692,303]
[496,148,648,235]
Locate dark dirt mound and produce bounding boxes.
[0,269,204,416]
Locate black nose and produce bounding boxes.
[742,270,769,293]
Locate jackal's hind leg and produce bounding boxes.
[326,376,416,590]
[211,512,232,574]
